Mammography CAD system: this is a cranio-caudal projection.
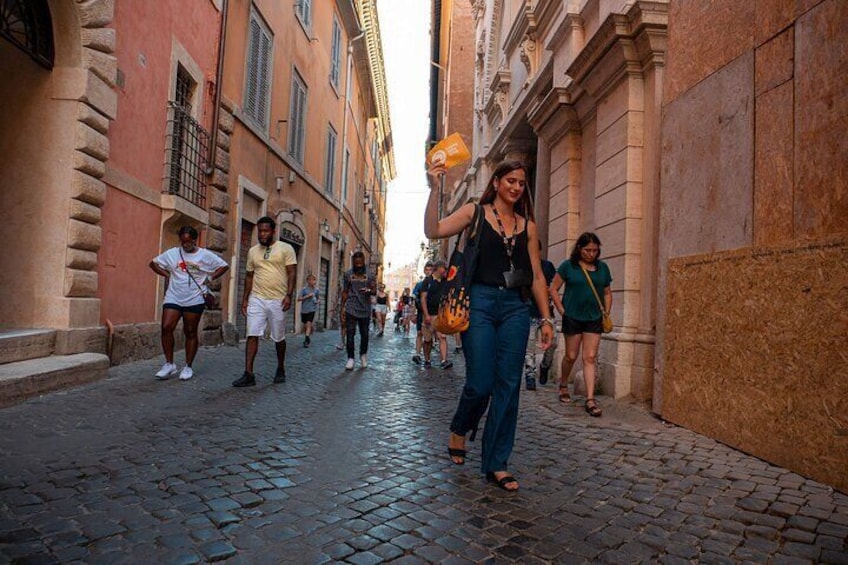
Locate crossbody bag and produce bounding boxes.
[580,264,613,333]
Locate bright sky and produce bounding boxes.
[378,0,431,272]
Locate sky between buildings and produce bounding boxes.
[378,0,431,272]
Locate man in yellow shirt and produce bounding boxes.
[232,216,298,387]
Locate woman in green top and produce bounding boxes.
[549,232,612,417]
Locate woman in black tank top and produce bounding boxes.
[423,159,554,492]
[374,283,389,336]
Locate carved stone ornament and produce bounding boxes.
[519,33,538,77]
[494,85,509,122]
[471,0,485,22]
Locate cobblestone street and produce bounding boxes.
[1,330,846,564]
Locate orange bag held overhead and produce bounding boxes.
[427,133,471,169]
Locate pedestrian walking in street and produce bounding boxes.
[374,283,389,336]
[232,216,297,387]
[425,159,554,492]
[342,251,376,370]
[399,287,413,336]
[549,232,612,417]
[420,260,453,370]
[411,262,434,363]
[524,242,558,391]
[149,226,229,381]
[298,274,320,348]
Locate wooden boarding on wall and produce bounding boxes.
[662,236,848,493]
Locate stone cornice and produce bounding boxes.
[527,86,580,145]
[356,0,396,179]
[503,1,537,56]
[485,68,512,123]
[566,1,668,101]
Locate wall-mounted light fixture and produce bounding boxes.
[320,218,330,233]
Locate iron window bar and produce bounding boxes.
[163,101,209,208]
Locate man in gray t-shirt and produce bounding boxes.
[341,251,375,370]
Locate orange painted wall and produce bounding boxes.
[99,0,221,325]
[108,0,220,186]
[98,189,164,324]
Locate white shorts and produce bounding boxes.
[374,304,388,315]
[246,296,287,342]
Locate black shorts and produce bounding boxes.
[163,303,205,315]
[301,312,316,324]
[415,308,424,330]
[562,316,603,336]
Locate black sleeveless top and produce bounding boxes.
[376,294,388,305]
[472,219,532,287]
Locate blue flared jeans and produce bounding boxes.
[451,284,530,474]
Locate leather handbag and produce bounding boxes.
[580,264,613,333]
[432,204,484,335]
[180,249,216,309]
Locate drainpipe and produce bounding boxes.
[206,0,229,175]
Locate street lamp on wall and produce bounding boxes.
[320,218,330,233]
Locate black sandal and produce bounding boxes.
[558,386,570,403]
[486,472,519,491]
[447,447,466,465]
[585,398,602,417]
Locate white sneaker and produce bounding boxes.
[345,358,355,370]
[179,366,193,381]
[155,363,177,379]
[360,354,368,369]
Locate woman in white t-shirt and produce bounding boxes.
[149,226,229,381]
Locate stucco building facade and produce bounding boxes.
[220,0,394,338]
[0,0,392,403]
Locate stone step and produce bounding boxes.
[0,353,110,408]
[0,329,57,365]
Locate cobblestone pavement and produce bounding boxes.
[1,329,847,564]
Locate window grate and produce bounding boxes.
[0,0,54,69]
[164,101,209,208]
[174,65,194,112]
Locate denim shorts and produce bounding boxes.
[163,302,205,315]
[562,315,603,335]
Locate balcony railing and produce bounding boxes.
[163,102,209,208]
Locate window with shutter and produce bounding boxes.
[288,70,308,164]
[330,17,342,89]
[244,7,273,129]
[296,0,311,29]
[324,125,337,196]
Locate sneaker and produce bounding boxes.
[345,358,355,370]
[232,371,256,387]
[304,335,311,347]
[526,376,537,391]
[155,363,177,379]
[454,347,462,354]
[178,366,193,381]
[273,367,286,383]
[360,355,368,369]
[539,366,549,385]
[439,360,453,370]
[412,355,422,365]
[335,343,345,350]
[424,360,432,369]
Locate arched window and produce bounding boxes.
[1,0,54,69]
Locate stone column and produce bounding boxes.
[534,137,551,251]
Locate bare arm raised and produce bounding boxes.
[423,163,476,239]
